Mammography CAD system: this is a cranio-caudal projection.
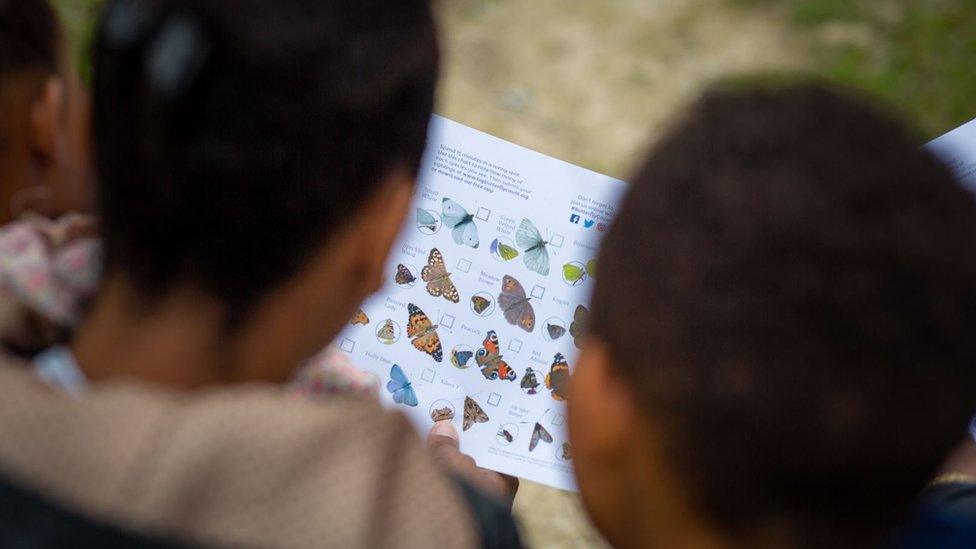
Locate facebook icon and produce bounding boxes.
[569,214,581,224]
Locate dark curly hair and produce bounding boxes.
[590,82,976,546]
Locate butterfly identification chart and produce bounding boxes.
[335,116,627,490]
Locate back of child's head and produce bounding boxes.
[92,0,438,323]
[0,0,62,82]
[590,82,976,544]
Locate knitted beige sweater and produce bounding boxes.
[0,357,477,548]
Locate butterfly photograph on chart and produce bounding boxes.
[350,308,369,326]
[471,294,491,315]
[490,238,519,262]
[529,411,554,452]
[570,304,589,349]
[498,275,535,333]
[451,345,474,369]
[497,426,514,444]
[416,208,440,234]
[476,330,517,381]
[521,367,540,395]
[394,263,417,286]
[421,248,460,303]
[463,396,490,431]
[516,218,550,276]
[376,319,398,345]
[562,258,598,287]
[545,322,566,341]
[406,303,443,362]
[386,364,418,407]
[441,197,480,248]
[546,352,571,401]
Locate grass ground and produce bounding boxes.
[51,0,976,547]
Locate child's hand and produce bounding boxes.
[428,420,519,507]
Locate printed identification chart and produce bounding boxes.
[335,116,627,490]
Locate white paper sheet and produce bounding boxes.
[926,117,976,193]
[335,115,627,490]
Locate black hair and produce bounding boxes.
[92,0,439,324]
[0,0,62,79]
[590,82,976,546]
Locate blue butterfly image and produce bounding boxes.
[387,364,418,407]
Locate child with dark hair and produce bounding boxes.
[0,0,98,356]
[0,0,92,220]
[0,0,520,547]
[569,83,976,548]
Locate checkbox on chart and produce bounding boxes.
[421,368,436,383]
[339,338,356,353]
[551,413,566,427]
[476,207,491,222]
[507,339,523,353]
[456,259,472,273]
[530,285,545,299]
[550,233,565,248]
[487,392,502,407]
[440,314,456,329]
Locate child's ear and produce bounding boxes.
[28,76,65,164]
[570,336,644,455]
[349,166,414,295]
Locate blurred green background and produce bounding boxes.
[50,0,976,547]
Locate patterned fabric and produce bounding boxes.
[0,214,375,397]
[0,359,478,548]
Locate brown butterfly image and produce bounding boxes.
[546,352,571,401]
[569,305,588,349]
[406,303,442,362]
[498,427,514,443]
[498,275,535,333]
[421,248,460,303]
[395,263,416,285]
[463,396,489,431]
[350,309,369,325]
[546,323,566,340]
[530,420,553,452]
[471,295,491,314]
[560,442,572,460]
[520,367,540,394]
[376,319,396,344]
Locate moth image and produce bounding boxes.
[386,364,417,407]
[441,197,480,248]
[516,218,550,276]
[490,238,519,261]
[570,304,589,349]
[546,352,571,401]
[430,406,454,422]
[395,263,416,285]
[471,294,491,314]
[561,442,572,460]
[406,303,442,362]
[546,323,566,340]
[376,319,396,344]
[463,396,489,431]
[421,248,460,303]
[529,421,553,452]
[350,309,369,326]
[498,427,514,443]
[416,208,438,232]
[476,330,517,381]
[520,367,540,395]
[498,275,535,333]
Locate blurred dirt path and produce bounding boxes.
[436,1,806,547]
